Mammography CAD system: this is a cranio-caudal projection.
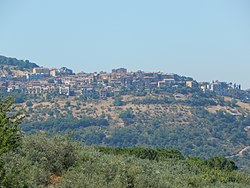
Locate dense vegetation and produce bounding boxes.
[0,91,26,103]
[0,96,250,187]
[0,55,38,71]
[21,105,250,172]
[1,134,249,187]
[0,97,23,156]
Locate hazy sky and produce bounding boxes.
[1,0,250,88]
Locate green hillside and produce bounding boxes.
[18,91,250,173]
[0,55,39,72]
[1,93,250,188]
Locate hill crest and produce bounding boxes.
[0,55,39,76]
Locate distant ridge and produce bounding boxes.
[0,55,39,71]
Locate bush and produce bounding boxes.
[113,96,124,106]
[119,109,135,125]
[97,147,185,161]
[205,156,238,171]
[26,101,33,107]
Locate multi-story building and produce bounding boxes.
[33,67,50,75]
[158,78,175,88]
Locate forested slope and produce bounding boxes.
[1,92,250,187]
[0,55,38,75]
[19,93,250,173]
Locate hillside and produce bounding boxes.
[0,55,39,76]
[0,55,249,173]
[14,90,250,172]
[1,93,249,187]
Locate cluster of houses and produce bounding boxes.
[0,67,248,100]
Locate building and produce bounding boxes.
[59,86,71,96]
[186,81,199,88]
[210,82,222,93]
[158,79,175,88]
[33,68,50,75]
[50,69,58,77]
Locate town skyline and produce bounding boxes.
[1,54,248,102]
[1,53,249,90]
[10,58,250,90]
[1,0,250,88]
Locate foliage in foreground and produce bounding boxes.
[0,96,249,187]
[0,96,23,156]
[0,135,249,188]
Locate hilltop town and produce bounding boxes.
[1,55,250,174]
[1,56,249,102]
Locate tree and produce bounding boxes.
[0,97,23,156]
[119,109,135,126]
[113,96,124,106]
[25,101,33,107]
[205,156,237,171]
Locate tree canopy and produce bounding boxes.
[0,97,23,156]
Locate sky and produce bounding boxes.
[1,0,250,89]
